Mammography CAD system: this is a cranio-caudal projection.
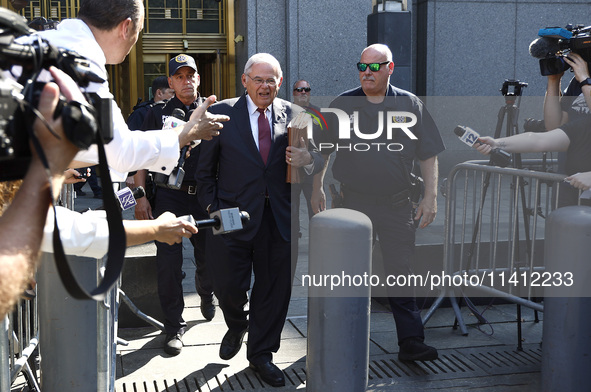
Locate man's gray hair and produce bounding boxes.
[78,0,142,31]
[362,43,393,62]
[243,53,283,80]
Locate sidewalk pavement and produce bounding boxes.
[68,182,543,391]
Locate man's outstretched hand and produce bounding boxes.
[178,95,229,146]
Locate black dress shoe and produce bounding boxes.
[200,296,216,321]
[164,333,183,356]
[219,328,247,360]
[249,361,285,387]
[398,337,438,361]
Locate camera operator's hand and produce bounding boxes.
[564,53,591,83]
[34,67,86,197]
[63,168,89,185]
[178,95,230,146]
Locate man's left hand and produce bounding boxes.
[286,137,312,167]
[414,195,437,229]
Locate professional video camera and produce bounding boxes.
[529,24,591,76]
[0,7,113,181]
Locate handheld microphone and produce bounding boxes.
[454,125,512,168]
[154,108,188,189]
[162,108,186,129]
[180,208,250,235]
[99,186,145,211]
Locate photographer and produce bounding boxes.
[544,52,591,129]
[0,67,81,319]
[18,0,228,181]
[542,48,591,206]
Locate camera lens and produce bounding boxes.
[539,57,571,76]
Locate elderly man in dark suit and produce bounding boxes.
[197,53,323,387]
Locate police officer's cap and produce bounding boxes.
[169,54,198,76]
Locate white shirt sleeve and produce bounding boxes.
[41,207,110,259]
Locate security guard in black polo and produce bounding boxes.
[320,44,445,362]
[138,54,215,356]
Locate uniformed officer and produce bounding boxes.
[136,54,215,356]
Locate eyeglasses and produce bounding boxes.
[293,87,311,93]
[246,74,277,86]
[356,61,390,72]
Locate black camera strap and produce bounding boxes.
[50,131,126,301]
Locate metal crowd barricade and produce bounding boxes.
[423,159,569,335]
[0,296,41,391]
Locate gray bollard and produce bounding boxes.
[542,206,591,392]
[306,208,373,392]
[37,253,115,391]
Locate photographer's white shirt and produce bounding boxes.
[41,207,109,259]
[16,19,181,181]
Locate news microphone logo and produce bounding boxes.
[454,125,512,168]
[107,186,145,211]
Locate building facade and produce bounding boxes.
[4,0,236,118]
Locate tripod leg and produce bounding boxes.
[422,290,446,326]
[517,304,523,351]
[450,295,468,335]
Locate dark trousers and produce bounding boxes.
[207,203,292,364]
[153,187,212,335]
[343,191,425,344]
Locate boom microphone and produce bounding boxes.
[529,36,561,59]
[454,125,512,168]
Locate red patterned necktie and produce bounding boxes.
[257,108,271,164]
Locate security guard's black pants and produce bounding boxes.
[153,186,212,335]
[343,190,425,345]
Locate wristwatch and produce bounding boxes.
[579,78,591,88]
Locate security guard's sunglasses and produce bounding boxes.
[356,61,390,72]
[293,87,311,93]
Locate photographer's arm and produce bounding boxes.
[415,156,438,229]
[544,73,568,130]
[0,68,81,318]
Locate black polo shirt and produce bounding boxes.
[326,85,445,195]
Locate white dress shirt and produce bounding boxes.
[17,19,181,181]
[41,207,110,259]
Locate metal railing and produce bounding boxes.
[423,159,569,335]
[0,295,41,391]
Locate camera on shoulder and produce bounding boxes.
[529,24,591,76]
[0,7,113,181]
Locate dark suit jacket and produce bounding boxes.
[196,94,323,242]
